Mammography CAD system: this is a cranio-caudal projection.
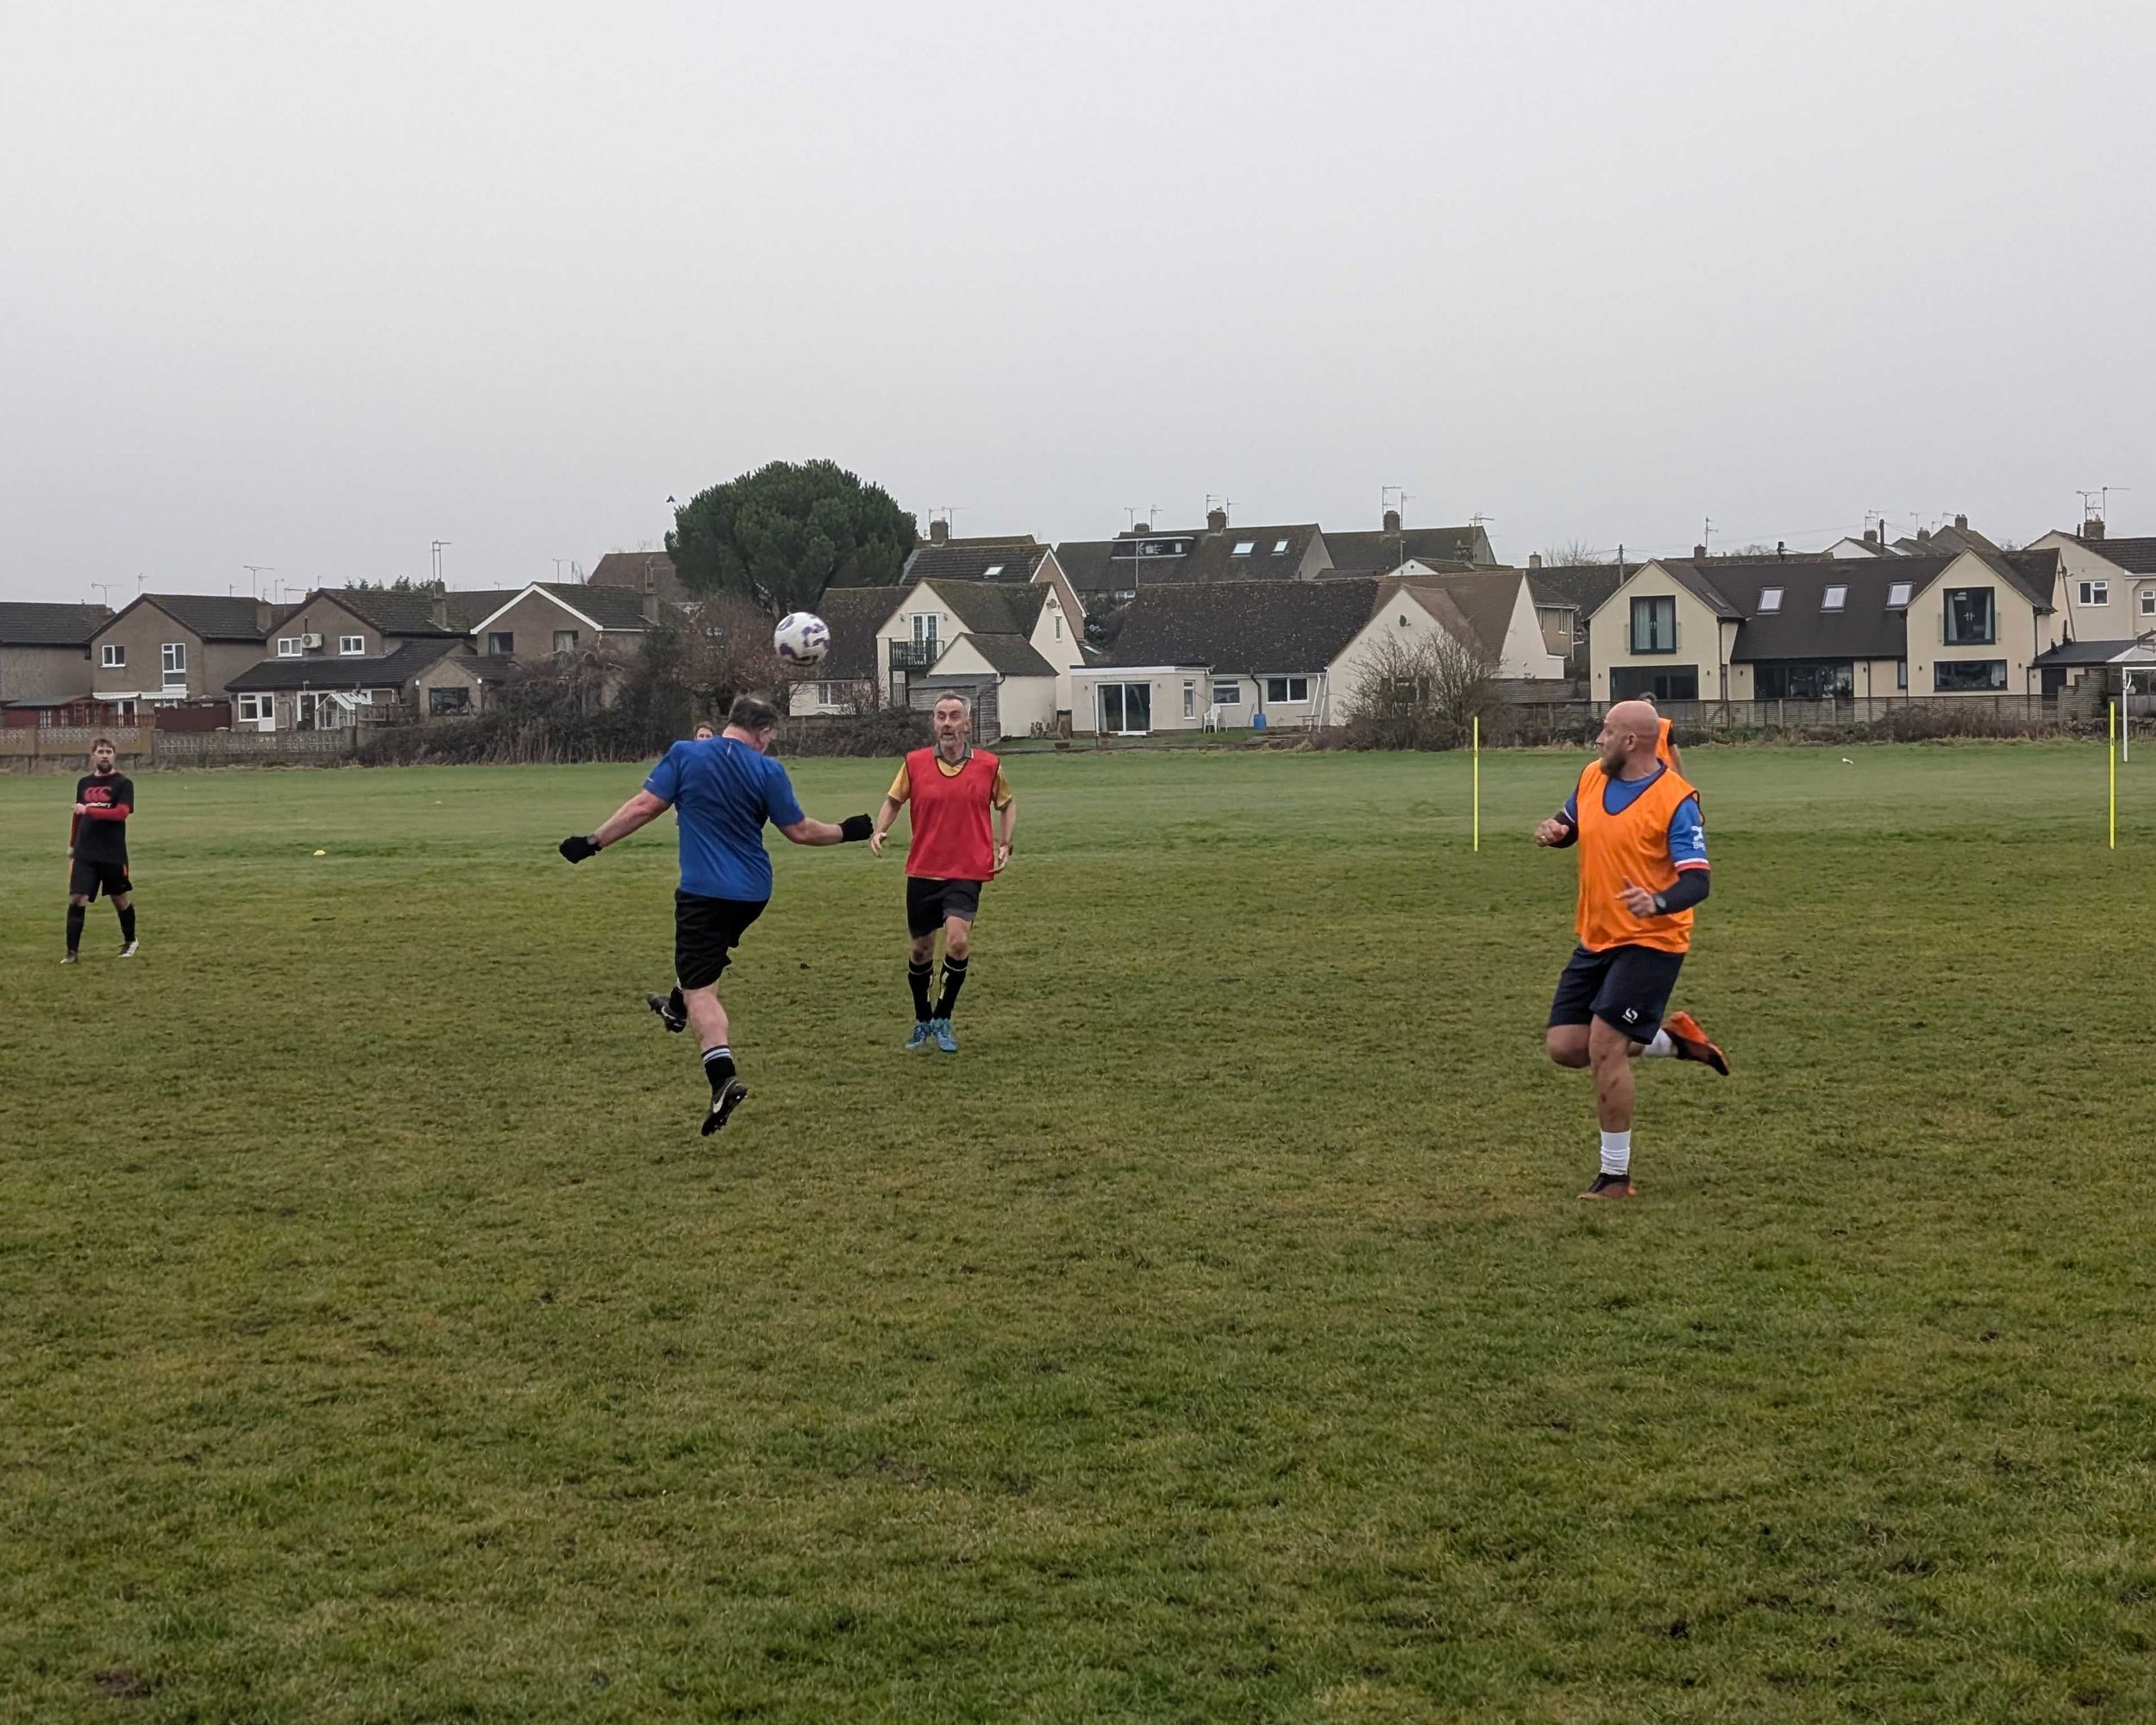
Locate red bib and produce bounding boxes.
[903,747,999,880]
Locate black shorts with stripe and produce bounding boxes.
[1547,943,1684,1042]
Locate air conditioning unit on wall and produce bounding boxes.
[299,633,323,649]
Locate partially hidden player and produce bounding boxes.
[1535,699,1727,1198]
[558,693,873,1135]
[66,737,139,963]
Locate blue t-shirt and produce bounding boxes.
[1561,766,1708,869]
[643,737,805,901]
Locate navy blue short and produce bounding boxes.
[1548,944,1684,1042]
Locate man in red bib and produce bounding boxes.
[869,693,1016,1053]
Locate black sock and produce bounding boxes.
[66,904,85,953]
[701,1044,736,1095]
[907,959,934,1022]
[117,905,136,944]
[936,955,969,1019]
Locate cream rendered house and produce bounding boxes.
[2028,527,2156,646]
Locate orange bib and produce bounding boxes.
[1574,762,1698,954]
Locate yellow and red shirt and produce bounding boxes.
[887,748,1012,881]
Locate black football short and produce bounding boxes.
[70,857,132,900]
[906,876,983,937]
[674,891,766,991]
[1548,943,1685,1042]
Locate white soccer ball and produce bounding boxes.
[774,611,830,665]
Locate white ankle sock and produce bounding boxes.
[1640,1029,1675,1057]
[1599,1130,1632,1176]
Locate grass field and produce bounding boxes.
[3,742,2153,1722]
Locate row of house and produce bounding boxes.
[8,511,2151,742]
[0,568,674,731]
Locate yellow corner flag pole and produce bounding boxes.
[2109,700,2117,850]
[1472,716,1482,852]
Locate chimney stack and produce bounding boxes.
[1382,507,1401,533]
[1131,521,1150,536]
[254,599,273,633]
[1917,527,1931,543]
[1863,527,1877,545]
[641,588,661,624]
[430,593,449,629]
[1953,513,1969,532]
[1528,552,1544,569]
[2084,517,2107,542]
[1206,506,1227,532]
[929,517,949,545]
[1693,543,1708,560]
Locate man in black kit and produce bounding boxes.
[66,737,138,963]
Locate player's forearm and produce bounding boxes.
[85,804,132,821]
[781,813,874,847]
[870,796,904,840]
[1653,869,1709,914]
[590,794,665,849]
[997,804,1016,850]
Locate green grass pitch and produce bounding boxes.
[3,743,2153,1722]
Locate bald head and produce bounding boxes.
[1597,699,1662,775]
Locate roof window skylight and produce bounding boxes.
[1822,585,1848,612]
[1273,538,1289,554]
[1232,540,1256,556]
[981,564,1004,578]
[1758,587,1783,612]
[1886,581,1912,608]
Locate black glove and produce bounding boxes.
[559,834,601,863]
[838,813,873,843]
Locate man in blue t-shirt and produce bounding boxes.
[559,693,873,1136]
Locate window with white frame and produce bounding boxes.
[236,693,273,722]
[160,642,186,687]
[553,630,578,654]
[1758,588,1783,613]
[1265,675,1310,703]
[1182,681,1195,718]
[277,637,302,657]
[115,699,136,724]
[1886,581,1913,609]
[339,635,366,656]
[1232,540,1255,555]
[1272,538,1288,555]
[101,643,125,668]
[2141,587,2155,618]
[1212,680,1240,706]
[1821,585,1847,612]
[2078,580,2109,606]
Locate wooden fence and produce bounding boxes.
[0,725,359,770]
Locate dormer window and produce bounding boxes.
[1822,586,1847,612]
[1758,588,1783,613]
[1886,581,1913,609]
[1232,540,1256,556]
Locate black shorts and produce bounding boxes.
[1548,944,1684,1042]
[906,876,983,938]
[674,891,766,991]
[70,857,131,900]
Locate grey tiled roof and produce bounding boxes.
[0,601,111,645]
[1325,525,1487,571]
[1056,524,1319,593]
[225,638,463,691]
[1102,580,1379,672]
[135,594,268,641]
[810,586,904,681]
[906,543,1051,586]
[956,632,1057,676]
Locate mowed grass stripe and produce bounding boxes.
[2,744,2153,1722]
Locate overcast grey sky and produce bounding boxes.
[4,1,2148,603]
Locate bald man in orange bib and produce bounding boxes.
[1535,699,1729,1198]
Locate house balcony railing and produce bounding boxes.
[889,640,937,670]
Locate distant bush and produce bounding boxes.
[775,706,931,757]
[1338,632,1500,751]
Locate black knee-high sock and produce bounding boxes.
[907,959,934,1022]
[66,903,85,953]
[701,1044,736,1095]
[117,903,136,944]
[936,954,969,1019]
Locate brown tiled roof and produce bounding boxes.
[1056,524,1320,593]
[1103,580,1380,672]
[906,543,1052,586]
[924,579,1048,637]
[588,551,696,606]
[0,601,111,646]
[1325,525,1488,570]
